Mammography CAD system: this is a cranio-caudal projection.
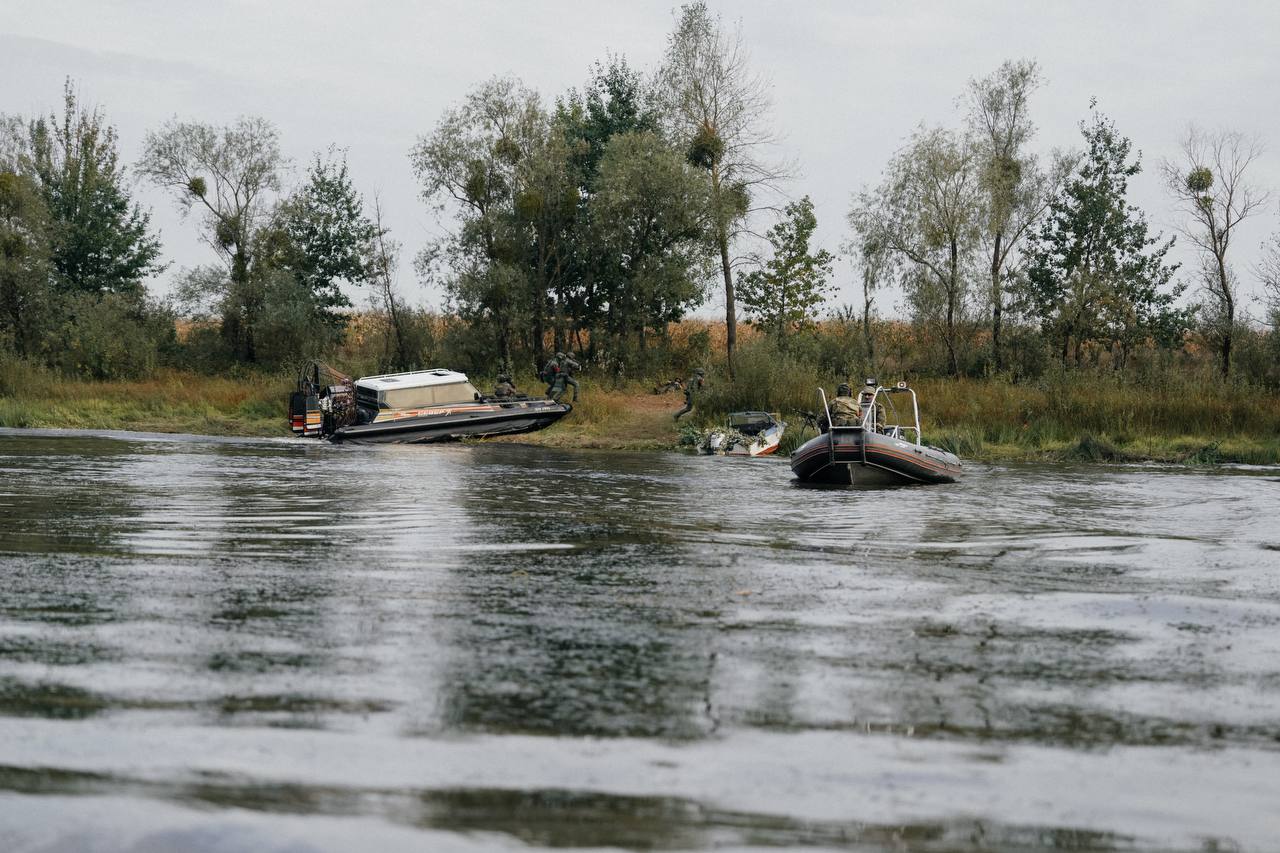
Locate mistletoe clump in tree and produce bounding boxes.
[1024,105,1183,368]
[738,195,833,341]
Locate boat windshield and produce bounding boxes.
[728,412,774,434]
[379,381,480,409]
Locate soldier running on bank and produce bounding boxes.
[561,351,581,402]
[542,353,564,398]
[673,367,705,421]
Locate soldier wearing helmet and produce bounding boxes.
[492,372,517,399]
[828,382,862,427]
[560,351,581,403]
[542,353,565,399]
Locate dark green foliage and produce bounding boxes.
[0,170,55,357]
[28,81,165,297]
[738,196,834,339]
[413,68,712,375]
[697,336,824,417]
[271,149,378,321]
[54,292,177,380]
[558,57,660,192]
[590,131,711,347]
[251,268,343,366]
[1024,108,1183,368]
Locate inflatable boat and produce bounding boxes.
[790,382,961,485]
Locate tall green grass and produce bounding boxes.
[685,339,1280,463]
[0,355,291,435]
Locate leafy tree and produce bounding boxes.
[274,148,379,321]
[852,126,982,376]
[556,57,661,355]
[514,125,579,357]
[410,76,548,365]
[138,116,284,361]
[659,1,787,375]
[0,170,54,356]
[1025,106,1181,367]
[28,80,165,297]
[559,57,660,193]
[589,131,711,350]
[1160,127,1269,377]
[964,60,1059,372]
[738,196,834,340]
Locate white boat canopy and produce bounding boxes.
[356,369,480,409]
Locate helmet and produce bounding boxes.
[498,373,511,382]
[836,383,851,396]
[694,367,705,375]
[555,352,565,359]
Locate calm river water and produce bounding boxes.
[0,429,1278,851]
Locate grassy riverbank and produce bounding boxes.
[2,358,1278,464]
[0,359,289,437]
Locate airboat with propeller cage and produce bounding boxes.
[790,379,962,485]
[288,362,570,444]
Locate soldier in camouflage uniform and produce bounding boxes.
[543,353,565,399]
[830,382,862,426]
[674,367,705,421]
[561,351,581,402]
[857,378,885,431]
[492,373,517,399]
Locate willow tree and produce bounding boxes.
[410,76,561,365]
[1160,128,1269,378]
[659,1,786,375]
[138,116,283,361]
[852,126,982,376]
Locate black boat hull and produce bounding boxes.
[331,401,571,444]
[791,427,961,485]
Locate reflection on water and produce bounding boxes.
[1,429,1279,851]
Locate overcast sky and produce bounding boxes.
[4,0,1279,316]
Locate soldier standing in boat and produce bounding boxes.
[674,367,705,421]
[492,373,517,399]
[829,382,862,427]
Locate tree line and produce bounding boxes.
[4,2,1280,388]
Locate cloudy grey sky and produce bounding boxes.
[4,0,1279,315]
